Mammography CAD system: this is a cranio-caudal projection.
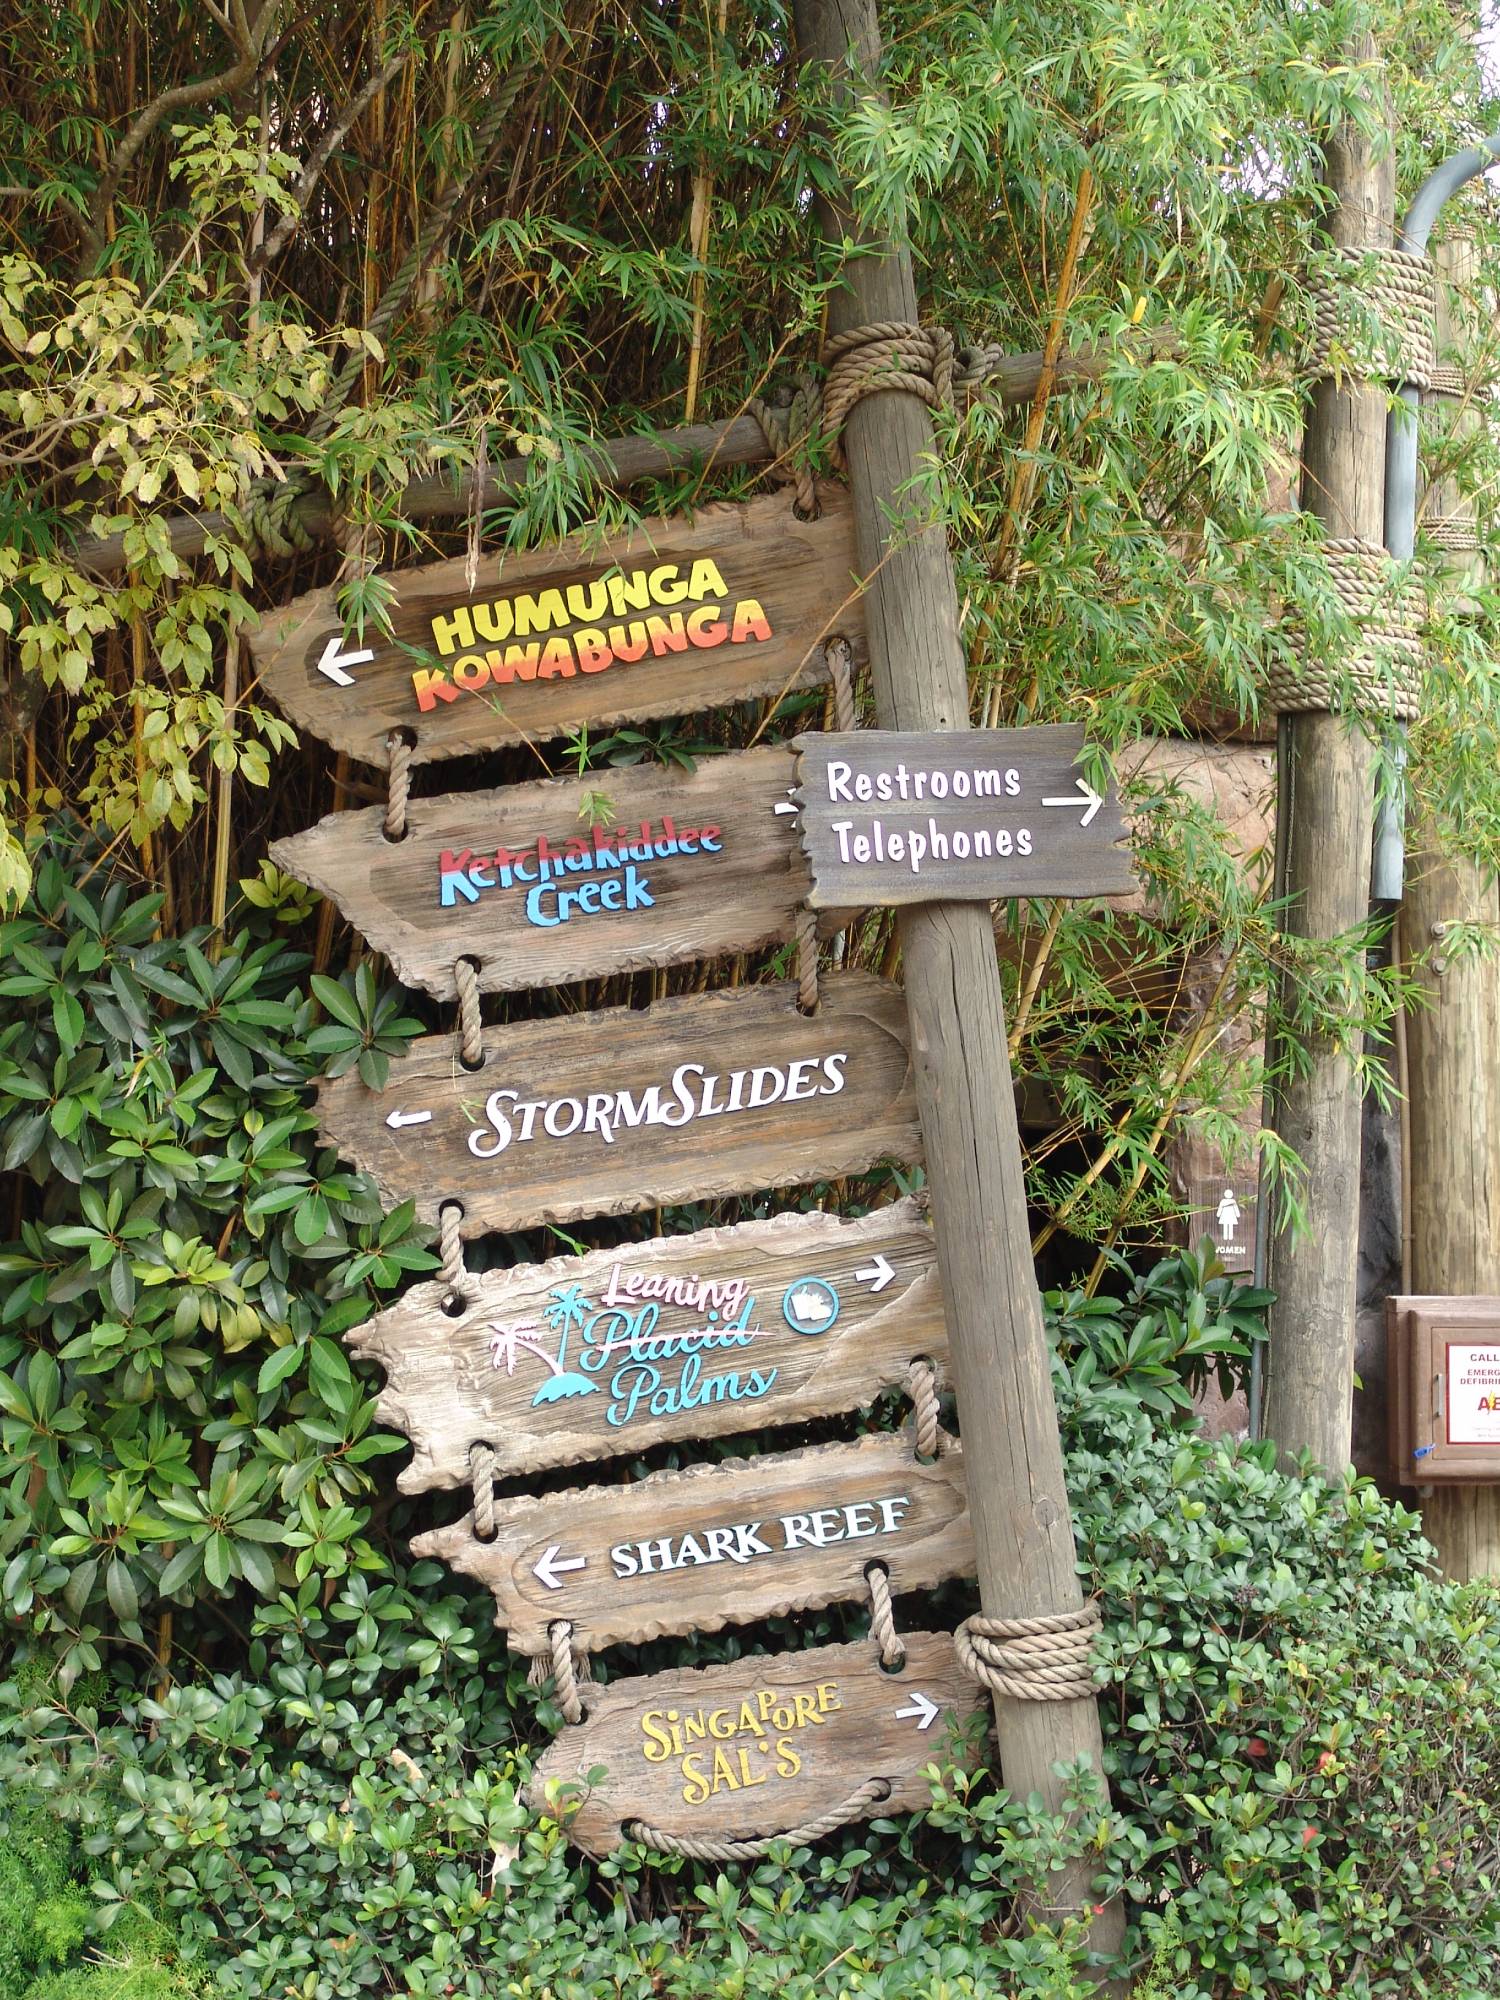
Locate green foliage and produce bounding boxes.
[6,1405,1500,1997]
[0,846,432,1684]
[1047,1241,1270,1417]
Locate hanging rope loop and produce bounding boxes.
[794,905,819,1014]
[384,732,412,840]
[955,1602,1102,1703]
[826,634,857,733]
[906,1358,941,1461]
[866,1563,905,1669]
[469,1440,496,1542]
[529,1620,592,1725]
[455,956,484,1066]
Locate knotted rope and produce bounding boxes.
[469,1440,496,1542]
[1264,538,1423,722]
[528,1620,592,1725]
[866,1563,905,1669]
[455,957,484,1066]
[748,371,823,516]
[822,323,956,467]
[1308,246,1436,389]
[625,1778,892,1861]
[907,1358,941,1461]
[238,476,320,558]
[383,732,412,840]
[955,1602,1102,1703]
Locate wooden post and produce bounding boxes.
[792,0,1121,1955]
[1261,44,1393,1473]
[1406,233,1500,1577]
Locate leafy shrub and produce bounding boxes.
[6,1396,1500,1998]
[0,848,431,1683]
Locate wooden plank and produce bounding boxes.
[347,1197,948,1490]
[792,724,1134,907]
[249,488,865,768]
[794,0,1119,1947]
[316,972,919,1236]
[527,1630,986,1857]
[413,1432,971,1651]
[270,745,809,999]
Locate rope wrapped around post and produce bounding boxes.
[624,1777,892,1861]
[383,732,412,840]
[954,1602,1102,1703]
[1308,245,1436,389]
[455,957,484,1066]
[1263,538,1423,722]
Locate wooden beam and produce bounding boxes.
[792,0,1122,1957]
[1261,39,1392,1474]
[66,336,1178,579]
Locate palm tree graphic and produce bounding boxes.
[488,1287,599,1407]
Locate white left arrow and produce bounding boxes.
[385,1108,432,1130]
[895,1691,940,1731]
[315,634,376,686]
[854,1254,896,1293]
[1040,777,1105,829]
[533,1545,587,1591]
[773,801,801,818]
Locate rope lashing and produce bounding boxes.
[866,1564,905,1669]
[1422,514,1483,554]
[455,957,484,1066]
[907,1358,941,1461]
[822,322,956,469]
[1427,361,1470,398]
[748,371,823,516]
[1263,538,1422,722]
[237,475,319,559]
[826,633,857,732]
[955,1602,1102,1703]
[794,905,819,1013]
[1308,246,1436,390]
[529,1620,592,1725]
[624,1777,892,1861]
[384,732,412,840]
[469,1440,496,1541]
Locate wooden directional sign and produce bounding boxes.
[249,489,866,768]
[791,722,1135,907]
[271,746,814,1000]
[414,1433,970,1651]
[317,973,919,1236]
[347,1198,947,1489]
[529,1631,987,1857]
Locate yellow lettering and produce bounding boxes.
[430,606,474,656]
[411,667,457,711]
[649,563,687,606]
[566,578,609,622]
[640,1711,674,1762]
[687,557,729,601]
[680,1753,709,1805]
[708,1708,737,1740]
[816,1681,842,1716]
[710,1747,740,1795]
[514,587,568,638]
[608,569,652,617]
[775,1736,802,1780]
[472,601,513,644]
[537,636,576,679]
[686,604,727,647]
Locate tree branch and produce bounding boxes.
[251,51,414,273]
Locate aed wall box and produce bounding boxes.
[1388,1296,1500,1483]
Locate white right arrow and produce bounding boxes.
[895,1691,940,1730]
[1040,777,1105,829]
[385,1108,432,1130]
[315,634,376,686]
[532,1545,587,1591]
[854,1255,896,1293]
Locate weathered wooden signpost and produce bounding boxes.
[258,0,1134,1902]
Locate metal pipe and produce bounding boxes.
[1372,136,1500,899]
